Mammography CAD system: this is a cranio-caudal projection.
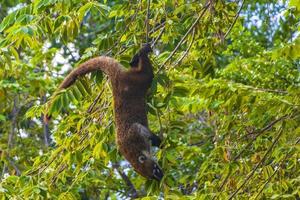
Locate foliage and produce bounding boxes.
[0,0,299,199]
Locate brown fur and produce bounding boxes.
[50,46,163,181]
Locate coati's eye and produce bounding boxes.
[138,155,147,163]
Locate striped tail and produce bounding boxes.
[58,56,123,89]
[44,56,122,123]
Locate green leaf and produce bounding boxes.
[173,86,189,97]
[290,0,300,11]
[25,105,43,119]
[48,96,62,115]
[0,11,17,32]
[79,78,91,95]
[0,114,6,121]
[72,86,82,101]
[61,92,69,108]
[76,80,87,96]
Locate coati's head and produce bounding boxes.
[131,150,164,181]
[117,134,163,181]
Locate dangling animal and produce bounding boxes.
[49,44,163,181]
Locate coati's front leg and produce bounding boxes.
[132,123,162,147]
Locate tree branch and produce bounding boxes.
[155,108,163,139]
[112,163,138,199]
[174,27,195,66]
[41,95,51,147]
[213,115,289,200]
[228,127,284,199]
[149,20,166,35]
[65,45,77,61]
[253,164,279,199]
[238,115,288,143]
[224,0,245,39]
[3,97,20,177]
[7,157,21,176]
[253,138,300,199]
[104,1,140,56]
[145,0,151,44]
[151,25,165,48]
[51,164,67,185]
[87,82,106,113]
[157,2,210,73]
[8,97,19,149]
[252,87,288,94]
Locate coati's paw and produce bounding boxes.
[139,43,152,55]
[150,134,162,148]
[131,123,162,147]
[130,44,152,68]
[152,163,164,181]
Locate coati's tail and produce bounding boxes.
[59,56,122,89]
[44,56,122,124]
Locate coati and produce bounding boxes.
[52,44,164,181]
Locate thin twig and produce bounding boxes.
[87,82,106,113]
[26,149,62,175]
[112,163,138,198]
[174,27,195,66]
[149,20,166,35]
[41,95,51,146]
[238,115,288,143]
[104,1,140,56]
[51,164,67,185]
[228,127,284,200]
[252,87,287,94]
[146,0,151,44]
[151,25,165,48]
[66,45,77,61]
[224,0,245,39]
[157,2,210,73]
[189,135,214,146]
[3,97,20,177]
[213,115,289,200]
[49,121,113,183]
[254,167,279,199]
[239,84,288,94]
[253,138,300,199]
[29,84,108,176]
[115,44,135,56]
[155,109,163,139]
[7,157,21,176]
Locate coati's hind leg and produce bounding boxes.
[131,123,162,148]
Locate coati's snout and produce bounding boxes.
[131,151,163,181]
[117,123,163,181]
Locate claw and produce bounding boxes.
[152,164,164,181]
